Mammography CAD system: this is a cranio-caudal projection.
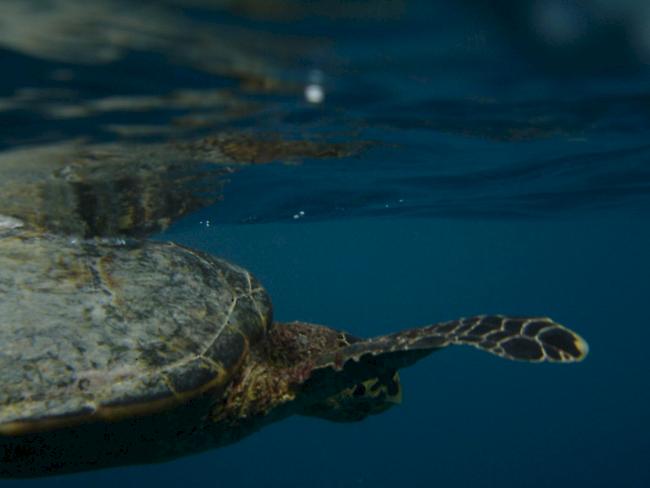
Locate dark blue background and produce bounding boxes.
[165,213,648,488]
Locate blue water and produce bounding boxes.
[155,215,649,488]
[1,0,650,486]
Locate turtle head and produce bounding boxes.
[299,370,402,422]
[264,322,405,422]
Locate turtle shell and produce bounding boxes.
[0,229,272,436]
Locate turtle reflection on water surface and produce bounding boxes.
[0,229,588,478]
[0,135,361,239]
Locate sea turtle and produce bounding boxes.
[0,229,588,478]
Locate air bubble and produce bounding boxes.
[305,84,324,104]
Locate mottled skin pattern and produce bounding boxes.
[0,231,588,477]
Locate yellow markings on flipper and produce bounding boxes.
[571,333,590,359]
[534,321,590,362]
[452,316,589,363]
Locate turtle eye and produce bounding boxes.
[353,384,366,397]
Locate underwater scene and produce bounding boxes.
[0,0,649,486]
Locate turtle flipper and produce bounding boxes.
[448,315,589,363]
[292,316,587,421]
[315,315,588,371]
